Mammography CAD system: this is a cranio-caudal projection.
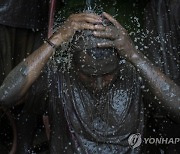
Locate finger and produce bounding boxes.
[97,41,115,48]
[74,16,102,24]
[93,31,117,40]
[75,22,104,31]
[94,25,106,31]
[71,13,102,23]
[102,12,125,31]
[80,13,102,20]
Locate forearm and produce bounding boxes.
[94,12,180,121]
[0,12,104,106]
[130,50,180,122]
[0,35,61,106]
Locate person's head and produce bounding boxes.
[71,29,119,92]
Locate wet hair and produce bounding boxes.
[71,29,119,76]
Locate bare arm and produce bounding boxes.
[131,51,180,122]
[95,12,180,122]
[0,13,104,106]
[0,42,55,106]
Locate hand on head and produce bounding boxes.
[51,12,137,62]
[50,13,105,46]
[94,12,137,62]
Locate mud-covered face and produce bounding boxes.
[74,47,119,74]
[77,68,119,93]
[71,28,119,92]
[73,48,119,92]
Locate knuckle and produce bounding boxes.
[71,21,79,29]
[105,27,109,31]
[68,17,72,21]
[69,14,74,19]
[68,14,76,21]
[124,29,128,33]
[122,28,128,34]
[95,31,100,35]
[88,24,94,29]
[80,22,87,28]
[71,21,76,26]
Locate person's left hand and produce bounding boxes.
[93,12,138,62]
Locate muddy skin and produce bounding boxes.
[75,65,120,94]
[0,13,107,153]
[0,11,180,153]
[49,20,180,152]
[97,77,103,90]
[48,28,144,153]
[131,51,180,122]
[94,12,180,123]
[0,13,104,107]
[0,62,28,106]
[48,61,144,154]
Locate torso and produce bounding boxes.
[48,62,144,154]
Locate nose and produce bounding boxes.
[96,77,103,90]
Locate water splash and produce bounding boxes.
[86,0,93,11]
[50,0,146,76]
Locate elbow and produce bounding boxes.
[0,87,17,107]
[0,93,12,107]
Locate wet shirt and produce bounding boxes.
[0,0,49,29]
[33,61,145,153]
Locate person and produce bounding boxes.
[0,0,49,153]
[0,11,180,154]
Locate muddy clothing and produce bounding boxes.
[144,0,180,153]
[31,60,144,154]
[0,0,49,29]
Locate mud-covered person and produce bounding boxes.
[0,12,180,153]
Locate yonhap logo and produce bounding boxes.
[128,133,142,149]
[128,133,180,148]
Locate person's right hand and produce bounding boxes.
[50,13,105,47]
